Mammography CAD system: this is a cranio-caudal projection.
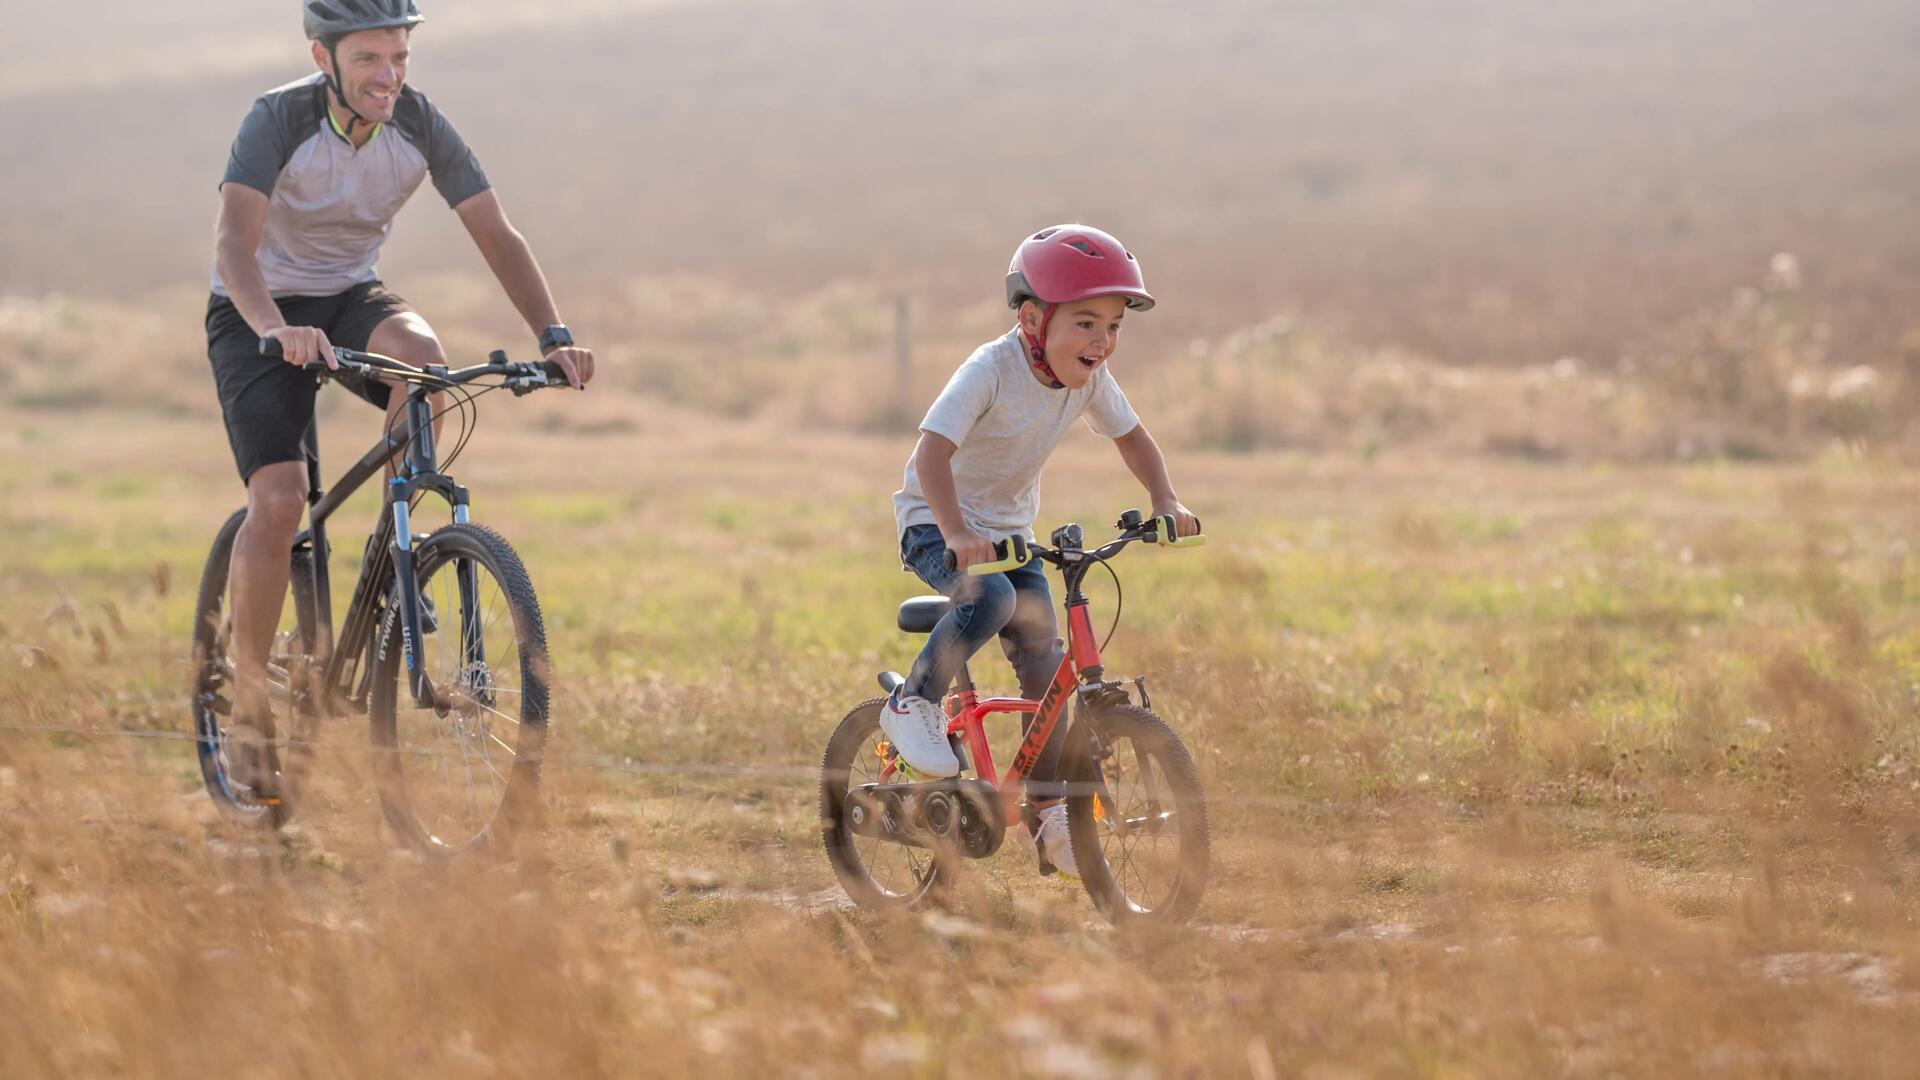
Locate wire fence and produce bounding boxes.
[0,714,1297,810]
[0,718,822,783]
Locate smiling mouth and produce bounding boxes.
[1078,354,1102,370]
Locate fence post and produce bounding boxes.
[893,292,912,429]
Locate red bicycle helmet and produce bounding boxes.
[1005,225,1155,312]
[1005,225,1154,388]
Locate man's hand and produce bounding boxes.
[1153,500,1201,538]
[544,345,595,390]
[943,527,998,572]
[263,325,337,369]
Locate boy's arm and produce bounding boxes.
[912,432,998,570]
[1113,424,1200,536]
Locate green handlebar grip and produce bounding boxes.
[1148,514,1208,547]
[960,535,1033,574]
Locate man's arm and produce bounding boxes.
[1113,423,1199,536]
[454,189,594,388]
[215,183,337,368]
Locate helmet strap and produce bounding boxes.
[324,42,370,138]
[1020,302,1065,390]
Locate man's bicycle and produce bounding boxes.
[820,510,1211,925]
[189,340,570,853]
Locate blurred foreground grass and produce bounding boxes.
[7,401,1920,1075]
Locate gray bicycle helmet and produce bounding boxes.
[304,0,424,43]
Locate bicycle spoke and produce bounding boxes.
[1095,737,1182,911]
[485,728,517,757]
[478,590,510,650]
[468,698,523,730]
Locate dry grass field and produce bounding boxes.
[8,1,1920,1075]
[10,395,1920,1075]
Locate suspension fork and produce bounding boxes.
[388,478,435,707]
[451,493,491,706]
[388,391,448,708]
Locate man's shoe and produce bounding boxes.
[224,713,279,805]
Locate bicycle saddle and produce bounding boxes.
[897,595,951,633]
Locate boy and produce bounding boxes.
[887,224,1199,877]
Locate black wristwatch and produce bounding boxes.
[538,324,573,355]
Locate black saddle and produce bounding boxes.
[897,595,952,633]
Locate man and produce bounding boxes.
[209,0,594,794]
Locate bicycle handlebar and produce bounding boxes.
[941,511,1206,574]
[258,337,571,395]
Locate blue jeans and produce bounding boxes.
[899,524,1067,792]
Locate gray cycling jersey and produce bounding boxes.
[211,73,490,298]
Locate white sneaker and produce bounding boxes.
[1033,803,1080,879]
[880,690,959,777]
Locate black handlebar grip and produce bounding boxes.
[258,336,284,360]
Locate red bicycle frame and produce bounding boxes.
[902,598,1105,829]
[873,514,1200,829]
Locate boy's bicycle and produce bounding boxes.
[820,510,1211,925]
[189,340,569,853]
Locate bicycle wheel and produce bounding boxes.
[820,699,952,909]
[1064,703,1210,925]
[188,508,319,826]
[368,522,549,855]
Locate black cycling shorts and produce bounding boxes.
[206,281,411,482]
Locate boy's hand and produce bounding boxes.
[1154,501,1201,538]
[944,527,998,571]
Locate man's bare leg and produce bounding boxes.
[370,312,450,469]
[226,459,309,794]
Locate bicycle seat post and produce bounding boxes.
[299,420,336,662]
[951,660,976,697]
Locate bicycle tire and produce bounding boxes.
[188,507,319,827]
[367,522,549,855]
[1063,703,1210,925]
[820,699,953,909]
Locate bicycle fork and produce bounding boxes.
[387,482,485,711]
[388,481,434,707]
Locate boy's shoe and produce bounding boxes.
[880,689,959,777]
[1032,803,1080,879]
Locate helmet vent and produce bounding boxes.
[1065,239,1102,257]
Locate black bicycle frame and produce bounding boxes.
[291,384,471,717]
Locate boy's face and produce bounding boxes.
[1022,294,1129,390]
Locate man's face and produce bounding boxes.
[314,27,410,124]
[1028,294,1129,390]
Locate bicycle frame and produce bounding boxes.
[885,548,1129,830]
[288,381,473,721]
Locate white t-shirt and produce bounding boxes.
[892,327,1141,543]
